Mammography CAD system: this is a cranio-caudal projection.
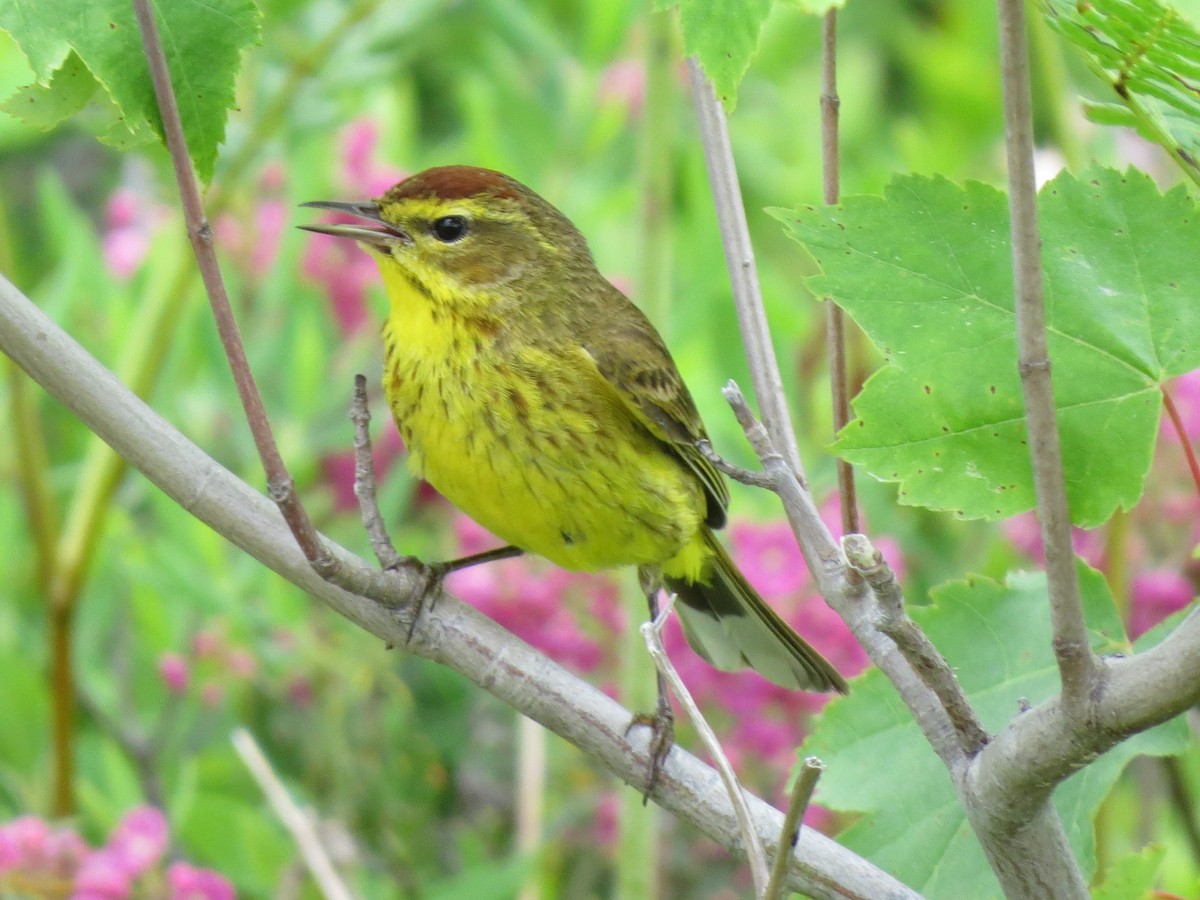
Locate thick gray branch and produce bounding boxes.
[0,276,915,899]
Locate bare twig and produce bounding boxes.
[764,757,824,900]
[819,9,860,538]
[350,375,403,570]
[639,595,769,896]
[232,728,354,900]
[1163,386,1200,495]
[132,0,326,568]
[696,439,775,490]
[0,275,917,900]
[843,535,989,755]
[996,0,1096,714]
[688,60,807,486]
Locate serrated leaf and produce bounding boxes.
[1091,845,1166,900]
[1043,0,1200,182]
[678,0,772,110]
[772,168,1200,526]
[0,0,260,181]
[0,50,95,129]
[801,563,1190,898]
[1082,100,1139,128]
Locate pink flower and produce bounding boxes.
[192,630,223,659]
[597,60,646,117]
[302,119,407,335]
[74,849,132,898]
[1129,569,1195,638]
[1003,513,1105,568]
[730,520,809,599]
[168,861,236,900]
[107,807,167,876]
[0,816,50,870]
[158,653,190,695]
[338,120,404,197]
[224,649,257,681]
[101,188,166,280]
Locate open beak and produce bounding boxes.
[298,200,411,251]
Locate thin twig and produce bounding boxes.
[687,59,807,487]
[1163,386,1200,496]
[819,9,860,538]
[764,757,824,900]
[639,595,769,896]
[996,0,1096,714]
[842,535,989,755]
[696,440,776,490]
[232,728,354,900]
[132,0,326,567]
[350,375,403,570]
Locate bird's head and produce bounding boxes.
[301,166,595,309]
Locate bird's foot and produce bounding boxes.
[626,693,675,803]
[385,556,449,643]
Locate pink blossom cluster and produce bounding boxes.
[0,807,234,899]
[301,119,406,335]
[447,516,625,677]
[1005,368,1200,638]
[156,625,261,708]
[101,165,289,283]
[212,163,289,281]
[101,187,170,280]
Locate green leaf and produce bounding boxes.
[0,0,260,181]
[1091,845,1166,900]
[801,563,1189,898]
[1043,0,1200,183]
[678,0,773,109]
[0,50,95,129]
[772,168,1200,526]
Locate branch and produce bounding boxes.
[0,276,915,900]
[687,60,807,485]
[842,535,988,756]
[996,0,1096,713]
[970,608,1200,824]
[132,0,326,567]
[232,728,354,900]
[819,9,860,537]
[640,597,768,895]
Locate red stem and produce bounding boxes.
[1163,384,1200,496]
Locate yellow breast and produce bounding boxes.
[375,260,705,572]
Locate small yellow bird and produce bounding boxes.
[302,165,846,708]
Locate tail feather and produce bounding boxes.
[664,529,848,694]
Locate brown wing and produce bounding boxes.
[580,311,730,529]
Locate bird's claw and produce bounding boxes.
[626,700,675,803]
[386,556,448,643]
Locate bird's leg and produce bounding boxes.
[626,565,675,802]
[388,546,525,642]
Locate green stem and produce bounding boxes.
[618,11,675,900]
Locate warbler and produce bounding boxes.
[302,166,847,716]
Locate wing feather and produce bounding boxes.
[579,317,730,528]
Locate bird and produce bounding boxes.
[301,165,847,789]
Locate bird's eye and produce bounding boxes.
[431,215,469,243]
